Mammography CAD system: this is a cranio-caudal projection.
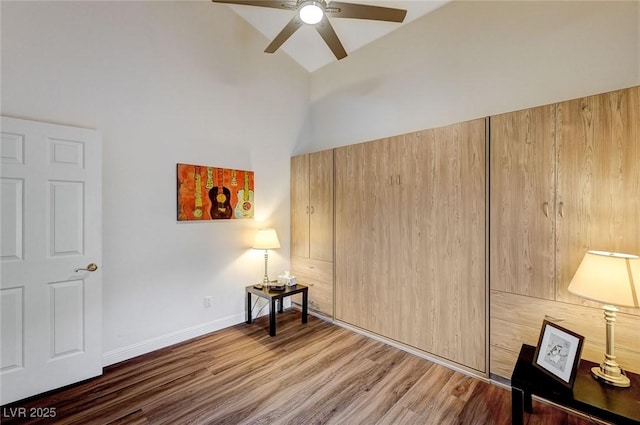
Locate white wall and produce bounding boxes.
[2,0,639,366]
[1,1,310,363]
[306,0,640,152]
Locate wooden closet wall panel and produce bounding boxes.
[490,290,640,379]
[489,105,556,299]
[556,86,640,314]
[410,119,486,370]
[335,139,393,335]
[291,155,310,258]
[390,133,426,347]
[309,150,334,262]
[291,150,335,317]
[335,119,486,372]
[488,85,640,380]
[291,257,333,316]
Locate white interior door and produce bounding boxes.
[1,116,102,405]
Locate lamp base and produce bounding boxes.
[591,366,631,388]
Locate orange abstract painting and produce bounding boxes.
[176,163,254,221]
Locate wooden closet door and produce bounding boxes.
[388,133,422,345]
[335,139,393,335]
[309,150,334,262]
[489,106,556,299]
[412,119,486,371]
[556,86,640,314]
[291,155,310,258]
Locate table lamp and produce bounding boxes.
[567,250,640,388]
[252,228,280,289]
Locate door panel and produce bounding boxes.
[290,155,309,258]
[50,181,84,256]
[336,121,487,372]
[556,87,640,315]
[335,138,392,334]
[401,120,486,371]
[50,280,85,357]
[0,287,24,371]
[309,150,333,262]
[1,178,24,260]
[0,116,102,405]
[489,106,556,299]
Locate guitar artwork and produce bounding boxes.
[234,170,254,219]
[209,167,233,219]
[193,166,203,219]
[205,167,214,190]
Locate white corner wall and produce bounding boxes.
[1,1,310,363]
[307,0,640,152]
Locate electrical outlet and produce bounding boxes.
[204,296,212,308]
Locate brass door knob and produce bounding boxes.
[75,263,98,272]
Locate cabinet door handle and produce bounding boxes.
[389,176,394,186]
[396,175,401,185]
[558,202,564,218]
[310,206,315,214]
[306,206,309,214]
[543,202,549,217]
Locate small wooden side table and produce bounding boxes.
[511,343,640,425]
[245,284,308,336]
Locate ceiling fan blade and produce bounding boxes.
[327,1,407,23]
[265,15,304,53]
[315,15,347,60]
[211,0,296,11]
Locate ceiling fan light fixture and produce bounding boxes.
[299,1,324,25]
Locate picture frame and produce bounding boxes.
[533,320,584,389]
[176,163,255,221]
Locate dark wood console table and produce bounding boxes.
[511,344,640,425]
[246,284,308,336]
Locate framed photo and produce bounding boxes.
[533,320,584,388]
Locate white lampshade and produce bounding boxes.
[299,1,324,24]
[568,250,640,308]
[253,228,280,250]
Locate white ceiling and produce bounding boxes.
[218,1,451,72]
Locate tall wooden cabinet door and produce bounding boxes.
[489,106,556,299]
[291,151,334,317]
[291,155,310,258]
[406,120,486,371]
[387,133,421,345]
[335,138,393,335]
[309,150,334,262]
[556,86,640,314]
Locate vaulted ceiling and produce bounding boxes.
[214,0,450,72]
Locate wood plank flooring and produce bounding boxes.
[1,311,600,425]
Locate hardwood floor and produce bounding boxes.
[2,311,599,425]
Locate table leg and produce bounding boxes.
[278,297,283,314]
[302,289,308,324]
[523,390,532,414]
[269,298,276,336]
[511,387,524,425]
[246,292,252,324]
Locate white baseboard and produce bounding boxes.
[102,313,245,367]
